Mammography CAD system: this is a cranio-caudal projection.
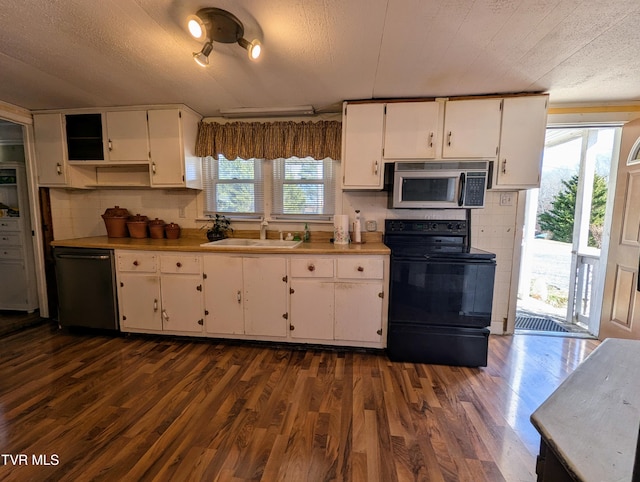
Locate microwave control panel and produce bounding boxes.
[464,172,486,207]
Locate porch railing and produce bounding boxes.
[574,253,599,326]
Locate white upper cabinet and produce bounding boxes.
[384,101,440,159]
[33,113,95,188]
[442,98,502,159]
[148,109,202,189]
[32,105,202,189]
[33,113,69,186]
[105,110,150,162]
[494,95,549,189]
[342,103,385,189]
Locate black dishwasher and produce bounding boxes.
[53,247,119,330]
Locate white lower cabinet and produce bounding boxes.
[159,255,204,333]
[289,255,387,346]
[203,255,289,338]
[289,280,335,339]
[116,251,204,334]
[335,282,384,343]
[118,250,388,348]
[243,257,289,337]
[118,272,162,331]
[203,255,244,334]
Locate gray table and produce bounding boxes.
[531,338,640,481]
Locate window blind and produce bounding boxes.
[272,157,337,219]
[202,156,264,217]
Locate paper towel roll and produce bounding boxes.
[353,210,362,243]
[333,214,350,245]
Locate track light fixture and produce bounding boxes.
[193,41,214,67]
[187,7,262,67]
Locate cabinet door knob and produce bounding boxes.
[357,266,364,272]
[198,319,204,326]
[289,324,295,331]
[373,160,379,175]
[153,299,158,311]
[377,329,382,336]
[56,162,62,175]
[237,290,242,303]
[133,260,139,266]
[196,284,202,292]
[176,262,182,268]
[152,162,156,175]
[108,139,113,151]
[308,264,315,272]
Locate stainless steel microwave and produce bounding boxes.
[388,161,489,209]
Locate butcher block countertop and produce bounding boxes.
[530,338,640,482]
[50,229,390,255]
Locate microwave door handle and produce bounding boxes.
[458,172,466,206]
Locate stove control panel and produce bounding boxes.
[385,220,467,235]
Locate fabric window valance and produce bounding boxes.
[195,120,342,160]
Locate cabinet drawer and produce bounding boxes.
[337,257,384,279]
[117,252,157,272]
[0,232,21,246]
[0,218,20,232]
[0,247,22,259]
[160,255,201,274]
[291,258,334,278]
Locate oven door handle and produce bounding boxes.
[421,255,494,264]
[458,172,466,206]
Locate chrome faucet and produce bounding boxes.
[260,217,268,240]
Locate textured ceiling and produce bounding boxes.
[1,0,640,117]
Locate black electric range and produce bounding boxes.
[384,219,496,367]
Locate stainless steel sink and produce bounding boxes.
[200,238,302,249]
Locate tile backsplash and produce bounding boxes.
[50,188,201,239]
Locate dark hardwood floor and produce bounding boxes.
[0,323,599,481]
[0,310,44,337]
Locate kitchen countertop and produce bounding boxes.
[530,338,640,481]
[50,235,390,255]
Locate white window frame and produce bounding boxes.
[203,155,337,222]
[202,156,264,218]
[271,157,337,221]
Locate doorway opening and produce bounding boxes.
[516,126,621,337]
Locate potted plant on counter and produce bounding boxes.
[203,214,233,241]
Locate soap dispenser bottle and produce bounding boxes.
[303,223,310,242]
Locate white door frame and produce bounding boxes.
[0,101,49,318]
[519,126,620,336]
